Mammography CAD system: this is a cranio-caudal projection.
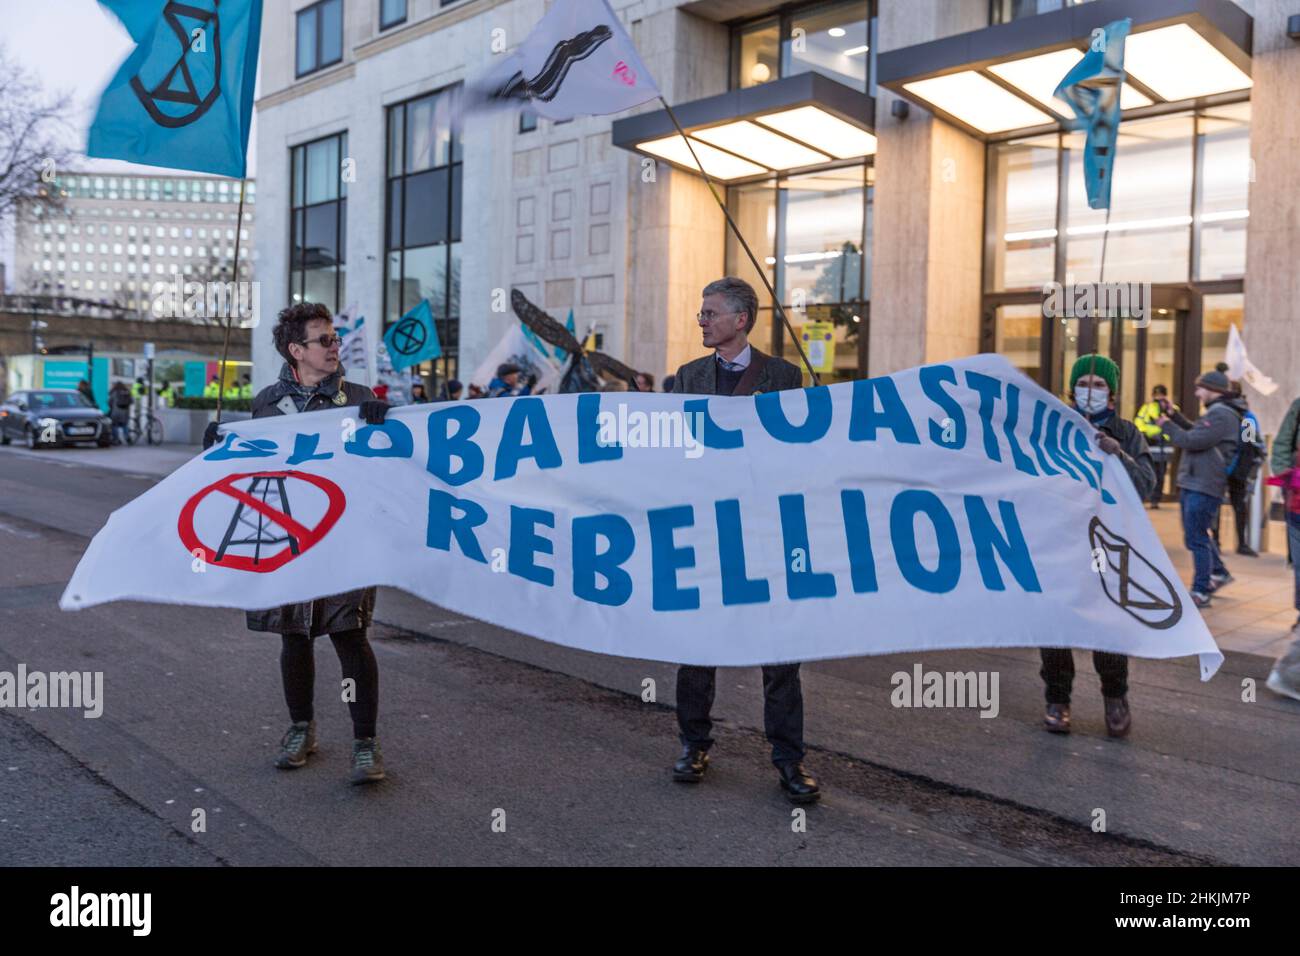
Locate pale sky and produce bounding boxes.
[4,0,259,177]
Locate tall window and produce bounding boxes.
[297,0,343,78]
[385,86,463,380]
[380,0,406,30]
[726,165,871,383]
[289,132,348,313]
[732,1,873,94]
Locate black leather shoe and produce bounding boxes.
[1043,703,1071,734]
[777,763,821,804]
[1104,696,1132,738]
[672,747,709,782]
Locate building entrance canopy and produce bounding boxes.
[877,0,1251,139]
[611,72,876,183]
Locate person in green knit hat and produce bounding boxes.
[1039,353,1156,738]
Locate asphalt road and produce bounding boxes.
[0,445,1295,866]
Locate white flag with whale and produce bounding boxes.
[465,0,659,121]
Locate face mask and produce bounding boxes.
[1074,384,1110,415]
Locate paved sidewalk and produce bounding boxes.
[1147,503,1297,659]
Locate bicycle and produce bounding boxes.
[127,407,164,446]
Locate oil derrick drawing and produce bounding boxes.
[215,475,300,565]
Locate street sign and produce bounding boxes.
[800,321,836,374]
[143,342,156,359]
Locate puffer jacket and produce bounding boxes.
[1163,395,1244,498]
[244,373,378,637]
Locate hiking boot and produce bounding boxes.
[350,737,386,785]
[672,747,709,783]
[275,720,317,769]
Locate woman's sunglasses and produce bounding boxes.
[300,333,342,349]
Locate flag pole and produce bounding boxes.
[214,177,247,424]
[656,96,821,386]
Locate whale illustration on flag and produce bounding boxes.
[465,0,659,121]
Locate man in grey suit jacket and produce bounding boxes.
[668,276,820,804]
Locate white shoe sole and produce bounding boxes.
[1266,671,1300,702]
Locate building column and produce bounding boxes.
[869,0,987,376]
[626,9,728,381]
[1243,0,1300,437]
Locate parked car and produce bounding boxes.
[0,389,113,449]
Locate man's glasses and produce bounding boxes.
[696,310,741,324]
[300,333,342,348]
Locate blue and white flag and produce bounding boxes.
[466,0,659,121]
[383,300,442,373]
[1055,18,1131,210]
[88,0,263,177]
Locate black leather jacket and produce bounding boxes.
[244,376,378,637]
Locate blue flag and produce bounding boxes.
[88,0,263,178]
[1054,18,1131,210]
[383,300,442,372]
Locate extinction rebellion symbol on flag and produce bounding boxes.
[1088,517,1182,630]
[130,0,223,129]
[178,471,345,573]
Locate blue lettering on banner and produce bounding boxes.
[572,513,635,606]
[840,489,878,593]
[849,377,920,445]
[919,365,967,450]
[963,370,1003,463]
[345,419,414,458]
[1072,428,1116,504]
[890,490,961,593]
[1028,401,1060,477]
[778,494,837,600]
[714,499,770,605]
[427,405,484,486]
[286,432,332,465]
[963,496,1041,592]
[577,394,622,464]
[1001,383,1038,477]
[755,387,832,443]
[684,399,744,449]
[1043,409,1083,481]
[204,434,277,460]
[1057,420,1097,490]
[509,505,555,585]
[426,489,487,562]
[647,505,699,611]
[495,398,563,480]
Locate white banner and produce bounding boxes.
[470,322,565,394]
[61,355,1222,678]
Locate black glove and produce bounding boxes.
[359,400,389,426]
[202,421,222,450]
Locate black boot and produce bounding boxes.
[672,746,709,782]
[777,763,821,804]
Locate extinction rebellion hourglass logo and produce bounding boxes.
[129,1,223,128]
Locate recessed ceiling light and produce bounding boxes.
[636,135,769,180]
[843,45,869,56]
[1125,24,1251,100]
[828,27,846,38]
[903,71,1054,133]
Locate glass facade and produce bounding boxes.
[990,0,1096,26]
[384,86,463,382]
[733,1,874,94]
[289,132,348,313]
[983,103,1250,408]
[727,166,871,382]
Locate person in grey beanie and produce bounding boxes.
[1157,367,1245,607]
